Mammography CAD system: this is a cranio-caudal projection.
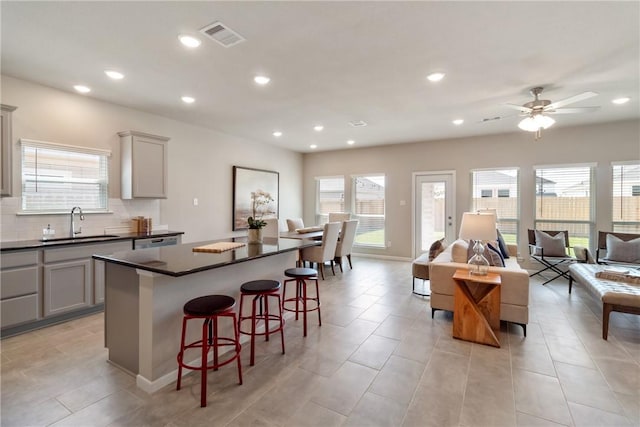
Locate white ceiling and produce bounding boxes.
[2,1,639,153]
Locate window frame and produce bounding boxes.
[470,167,520,245]
[315,175,345,225]
[351,173,386,248]
[20,138,111,214]
[533,163,596,251]
[612,161,640,233]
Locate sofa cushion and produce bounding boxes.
[605,234,640,263]
[534,230,567,257]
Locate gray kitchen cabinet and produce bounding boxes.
[0,249,40,328]
[1,104,17,197]
[91,241,131,304]
[43,258,91,316]
[119,130,169,199]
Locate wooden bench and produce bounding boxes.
[568,263,640,340]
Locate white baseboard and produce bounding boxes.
[353,253,412,262]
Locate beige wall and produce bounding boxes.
[0,76,303,242]
[302,119,640,260]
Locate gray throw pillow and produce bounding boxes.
[606,234,640,263]
[428,238,446,262]
[534,230,567,257]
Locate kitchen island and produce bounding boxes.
[93,236,318,393]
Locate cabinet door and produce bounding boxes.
[0,104,17,197]
[43,259,91,317]
[119,131,169,199]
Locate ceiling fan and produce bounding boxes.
[504,87,599,140]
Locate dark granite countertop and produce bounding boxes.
[93,236,318,277]
[0,230,185,252]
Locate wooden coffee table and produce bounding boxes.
[452,269,501,347]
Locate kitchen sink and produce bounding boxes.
[39,234,120,243]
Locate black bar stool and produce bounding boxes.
[176,295,242,407]
[282,268,321,337]
[238,280,285,366]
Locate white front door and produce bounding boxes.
[413,172,456,257]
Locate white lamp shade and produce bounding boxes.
[518,114,555,132]
[459,212,497,241]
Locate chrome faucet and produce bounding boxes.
[70,206,84,237]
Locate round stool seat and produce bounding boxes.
[240,279,281,294]
[284,268,317,279]
[183,295,235,317]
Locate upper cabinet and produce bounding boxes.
[119,130,169,199]
[1,104,17,197]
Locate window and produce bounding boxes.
[471,168,519,244]
[21,139,110,212]
[612,162,640,233]
[353,174,385,247]
[316,176,345,224]
[534,164,594,251]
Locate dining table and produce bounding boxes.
[279,229,324,241]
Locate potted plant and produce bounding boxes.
[247,189,274,244]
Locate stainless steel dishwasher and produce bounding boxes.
[133,235,180,250]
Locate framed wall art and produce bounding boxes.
[232,166,279,230]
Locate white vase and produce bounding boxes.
[247,228,263,244]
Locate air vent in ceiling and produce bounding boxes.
[199,21,245,48]
[349,120,368,127]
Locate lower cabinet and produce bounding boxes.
[0,251,40,328]
[43,259,91,317]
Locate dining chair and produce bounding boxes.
[334,219,358,272]
[286,218,305,232]
[328,212,351,223]
[301,222,341,279]
[262,218,279,239]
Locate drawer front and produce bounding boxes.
[0,267,39,299]
[1,250,39,268]
[1,294,39,328]
[44,241,131,263]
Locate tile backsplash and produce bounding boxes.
[0,197,160,242]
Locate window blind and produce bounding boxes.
[353,175,385,247]
[534,165,594,249]
[316,177,345,224]
[21,140,109,212]
[612,162,640,233]
[471,168,519,244]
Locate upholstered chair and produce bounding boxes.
[286,218,305,231]
[334,220,358,271]
[262,218,279,239]
[328,212,351,223]
[301,222,341,279]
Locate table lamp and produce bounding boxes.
[459,212,497,276]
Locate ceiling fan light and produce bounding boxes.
[518,117,539,132]
[534,114,555,129]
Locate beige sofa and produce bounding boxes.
[429,239,529,336]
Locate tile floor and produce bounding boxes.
[1,258,639,427]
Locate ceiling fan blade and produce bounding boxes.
[545,91,598,110]
[504,103,533,113]
[546,106,600,114]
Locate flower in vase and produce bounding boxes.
[247,189,274,229]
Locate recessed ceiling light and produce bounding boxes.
[179,34,201,48]
[272,131,282,137]
[181,96,195,104]
[73,85,91,94]
[313,125,324,132]
[427,72,445,82]
[310,144,317,149]
[612,97,630,105]
[347,140,355,145]
[104,70,124,80]
[452,119,464,125]
[349,120,367,127]
[254,75,271,85]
